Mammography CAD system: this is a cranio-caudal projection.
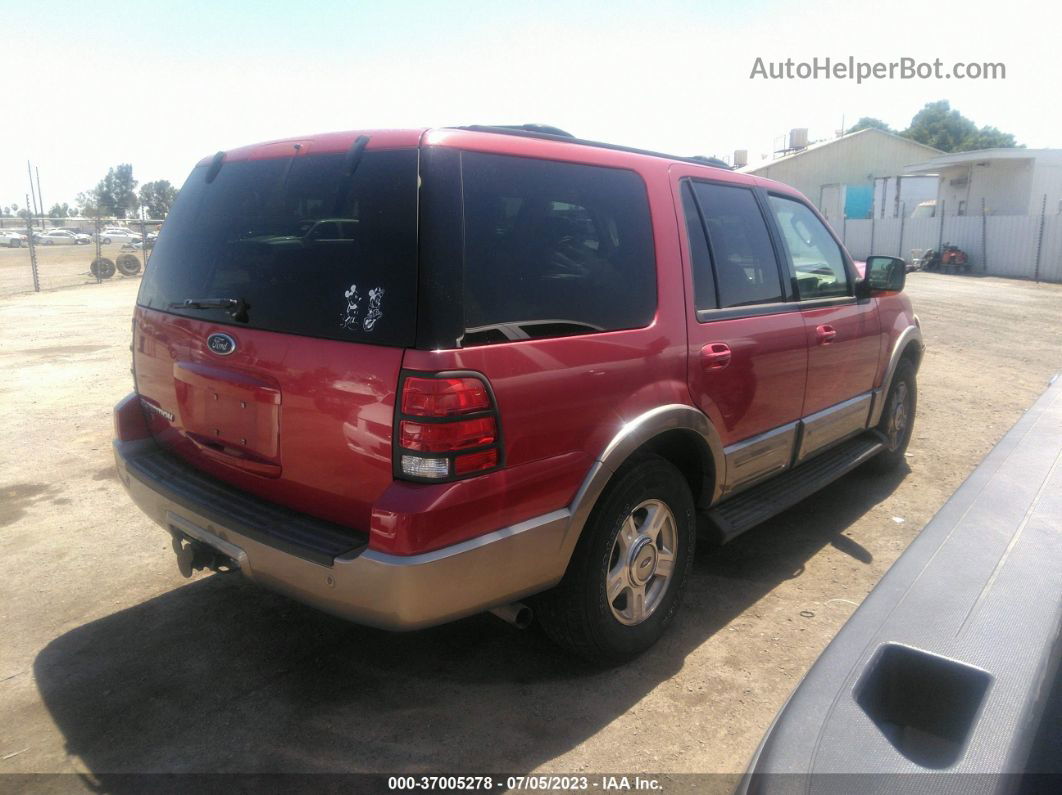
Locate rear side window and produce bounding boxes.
[138,149,419,346]
[690,181,783,308]
[459,152,656,346]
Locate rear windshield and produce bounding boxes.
[138,149,418,346]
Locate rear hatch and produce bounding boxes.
[133,135,419,532]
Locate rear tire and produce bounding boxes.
[536,455,695,665]
[868,358,917,472]
[102,237,111,245]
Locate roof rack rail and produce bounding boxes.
[491,124,575,138]
[452,125,733,171]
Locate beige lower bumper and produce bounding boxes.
[115,440,571,630]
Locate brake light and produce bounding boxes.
[399,417,497,452]
[396,372,502,480]
[401,376,491,417]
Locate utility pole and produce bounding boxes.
[898,203,906,259]
[981,197,988,274]
[1034,194,1047,283]
[25,193,40,292]
[35,166,44,227]
[27,161,39,222]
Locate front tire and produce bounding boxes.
[869,358,917,471]
[102,237,111,245]
[537,455,695,665]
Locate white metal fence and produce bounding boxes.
[837,213,1062,283]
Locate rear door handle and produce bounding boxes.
[816,324,837,344]
[701,342,732,370]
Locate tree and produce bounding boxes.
[138,180,178,219]
[902,100,1020,153]
[48,202,72,219]
[76,190,101,218]
[95,163,138,218]
[846,117,892,134]
[962,125,1019,150]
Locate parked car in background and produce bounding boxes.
[99,228,143,244]
[35,229,92,245]
[1,230,28,247]
[114,125,923,663]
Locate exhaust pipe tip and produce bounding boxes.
[489,602,534,630]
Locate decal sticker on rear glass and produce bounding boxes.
[340,283,361,330]
[363,287,384,332]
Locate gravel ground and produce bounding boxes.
[0,272,1060,785]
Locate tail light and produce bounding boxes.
[395,372,502,481]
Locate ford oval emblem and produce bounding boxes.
[207,332,237,356]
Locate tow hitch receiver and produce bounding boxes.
[171,532,238,578]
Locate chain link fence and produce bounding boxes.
[0,215,162,296]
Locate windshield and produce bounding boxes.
[138,148,419,347]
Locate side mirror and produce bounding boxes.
[864,255,906,294]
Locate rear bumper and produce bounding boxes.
[114,437,571,630]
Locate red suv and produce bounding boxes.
[113,125,923,663]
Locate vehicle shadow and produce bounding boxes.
[34,465,907,782]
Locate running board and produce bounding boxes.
[705,433,885,543]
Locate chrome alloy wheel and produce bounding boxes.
[886,381,910,451]
[606,499,677,626]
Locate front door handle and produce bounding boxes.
[701,342,732,370]
[816,324,838,344]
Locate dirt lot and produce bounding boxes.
[1,273,1060,784]
[0,242,144,296]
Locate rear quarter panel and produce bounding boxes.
[381,144,691,555]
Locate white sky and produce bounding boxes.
[1,0,1058,211]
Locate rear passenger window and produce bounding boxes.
[681,182,717,310]
[460,152,656,346]
[690,181,783,308]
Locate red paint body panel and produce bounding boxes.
[686,313,808,445]
[389,142,691,553]
[133,307,402,534]
[131,126,921,560]
[800,303,881,415]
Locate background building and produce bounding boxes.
[739,128,942,223]
[902,149,1062,216]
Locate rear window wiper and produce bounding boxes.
[170,297,251,323]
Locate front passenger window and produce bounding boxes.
[768,195,849,299]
